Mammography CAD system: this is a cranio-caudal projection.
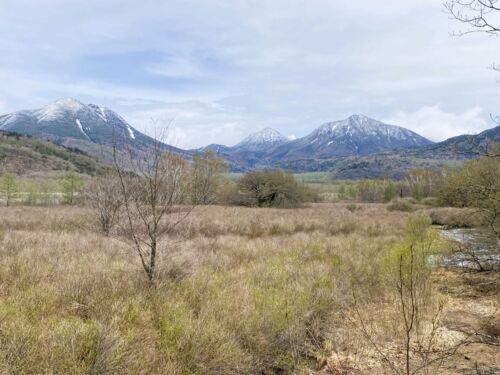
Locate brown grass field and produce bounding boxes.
[0,203,498,374]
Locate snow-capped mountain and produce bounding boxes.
[195,128,288,170]
[268,114,433,161]
[234,128,288,151]
[194,116,433,171]
[0,98,180,157]
[6,99,492,178]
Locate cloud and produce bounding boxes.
[122,100,253,149]
[147,56,206,79]
[384,105,491,142]
[0,0,498,147]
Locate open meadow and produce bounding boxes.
[0,203,497,374]
[2,1,500,373]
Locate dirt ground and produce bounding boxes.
[313,268,499,375]
[432,269,499,375]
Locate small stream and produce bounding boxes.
[439,228,500,270]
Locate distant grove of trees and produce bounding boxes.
[336,168,449,204]
[1,143,497,236]
[0,172,77,206]
[0,146,497,212]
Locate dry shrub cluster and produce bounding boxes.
[386,198,416,212]
[427,207,483,228]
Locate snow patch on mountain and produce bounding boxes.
[75,119,91,140]
[34,98,85,122]
[97,107,107,122]
[236,128,287,148]
[0,112,25,127]
[125,123,135,139]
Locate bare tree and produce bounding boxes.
[112,127,198,283]
[84,173,123,236]
[189,150,227,205]
[444,0,500,36]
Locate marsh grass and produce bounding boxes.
[0,203,459,374]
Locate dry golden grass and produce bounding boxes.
[0,203,496,374]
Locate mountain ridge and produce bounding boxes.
[1,99,498,178]
[266,114,433,162]
[0,98,184,162]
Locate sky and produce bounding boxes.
[0,0,499,148]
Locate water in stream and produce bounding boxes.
[439,228,500,270]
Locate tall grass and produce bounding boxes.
[0,203,460,374]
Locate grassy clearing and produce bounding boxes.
[0,204,497,374]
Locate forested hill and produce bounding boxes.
[0,130,108,176]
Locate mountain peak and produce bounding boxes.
[268,115,433,161]
[236,128,288,148]
[318,115,413,135]
[0,98,153,151]
[48,98,86,112]
[33,98,86,123]
[347,114,372,124]
[54,97,85,107]
[349,113,369,120]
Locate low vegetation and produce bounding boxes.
[386,198,416,212]
[0,141,497,374]
[0,202,497,374]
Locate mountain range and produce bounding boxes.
[0,98,183,162]
[1,98,498,179]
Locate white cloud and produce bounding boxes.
[384,105,491,142]
[122,100,252,149]
[147,56,206,79]
[0,101,7,114]
[0,0,498,147]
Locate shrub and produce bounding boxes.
[84,173,122,236]
[189,150,227,205]
[383,180,397,203]
[346,203,358,212]
[387,198,415,212]
[421,197,439,206]
[438,146,499,234]
[427,207,482,228]
[237,170,308,208]
[214,179,241,205]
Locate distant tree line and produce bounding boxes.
[337,168,449,204]
[0,171,83,206]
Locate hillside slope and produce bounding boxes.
[0,131,108,176]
